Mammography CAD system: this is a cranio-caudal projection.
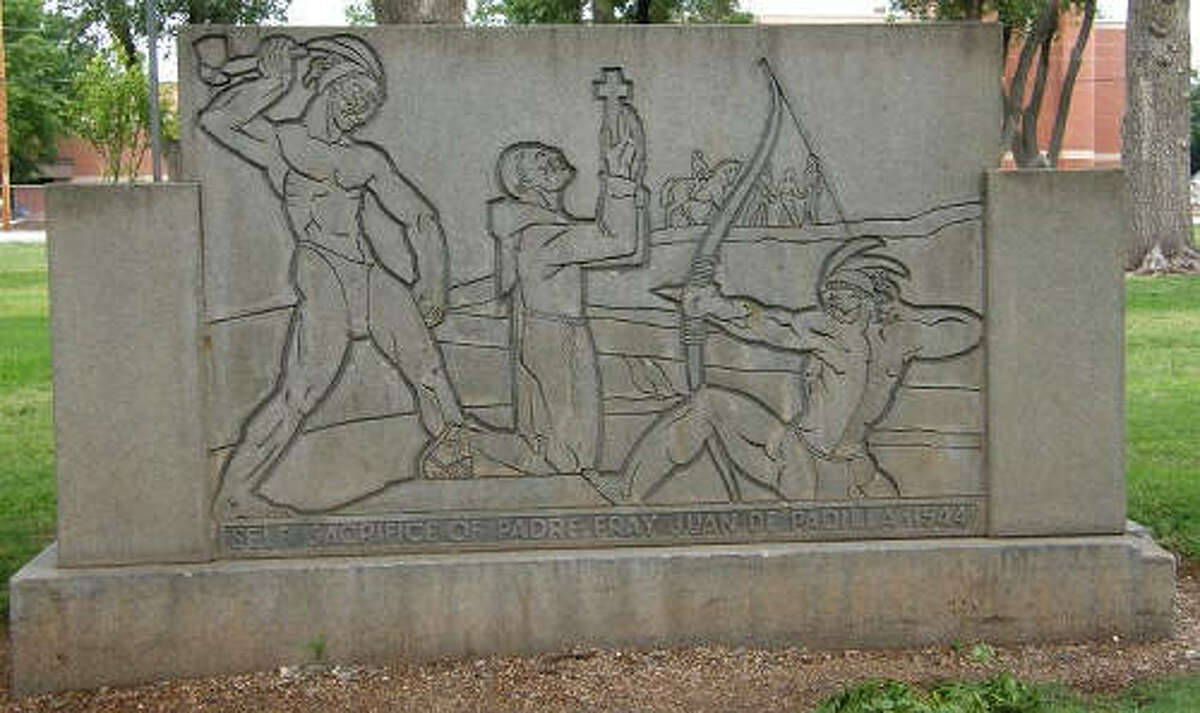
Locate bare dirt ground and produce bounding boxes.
[3,560,1196,713]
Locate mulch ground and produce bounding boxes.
[3,560,1197,713]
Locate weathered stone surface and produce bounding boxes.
[985,170,1126,536]
[179,24,996,550]
[46,185,212,566]
[10,532,1174,696]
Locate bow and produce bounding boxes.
[684,60,784,391]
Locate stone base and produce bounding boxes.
[10,532,1174,696]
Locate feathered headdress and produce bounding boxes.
[816,237,909,309]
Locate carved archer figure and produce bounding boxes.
[607,237,983,503]
[197,34,466,517]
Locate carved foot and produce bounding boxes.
[853,474,901,499]
[420,425,475,480]
[582,470,633,505]
[212,485,293,520]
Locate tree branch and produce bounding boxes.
[1047,0,1096,166]
[1019,20,1055,166]
[1001,3,1052,158]
[1008,0,1059,167]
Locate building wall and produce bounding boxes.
[1004,16,1124,169]
[50,135,159,183]
[1090,22,1126,166]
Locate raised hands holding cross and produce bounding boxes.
[593,68,646,183]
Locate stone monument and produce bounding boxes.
[9,24,1174,695]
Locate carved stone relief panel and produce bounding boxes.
[179,25,1000,556]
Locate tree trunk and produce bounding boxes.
[635,0,650,23]
[1001,0,1059,168]
[1047,0,1096,166]
[371,0,465,24]
[102,0,139,69]
[1123,0,1198,271]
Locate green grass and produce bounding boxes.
[1125,275,1200,557]
[817,674,1200,712]
[1116,676,1200,712]
[0,243,55,613]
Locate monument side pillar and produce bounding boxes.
[984,170,1127,536]
[46,184,213,566]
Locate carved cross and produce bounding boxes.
[592,67,632,129]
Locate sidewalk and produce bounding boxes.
[0,229,45,243]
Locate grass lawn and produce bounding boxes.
[819,674,1200,712]
[1125,275,1200,557]
[0,244,54,613]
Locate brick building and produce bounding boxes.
[1005,14,1125,168]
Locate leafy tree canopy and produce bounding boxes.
[61,0,291,68]
[890,0,1088,47]
[891,0,1056,27]
[473,0,750,25]
[4,0,94,182]
[71,45,149,183]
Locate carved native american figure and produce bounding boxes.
[197,34,466,516]
[603,237,983,503]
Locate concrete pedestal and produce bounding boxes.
[10,530,1174,696]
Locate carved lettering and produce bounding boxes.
[220,500,981,556]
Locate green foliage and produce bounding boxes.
[156,0,291,27]
[934,674,1043,712]
[345,0,374,25]
[472,0,750,25]
[889,0,1078,31]
[1125,276,1200,558]
[0,244,55,615]
[888,0,1092,66]
[1119,676,1200,712]
[72,45,149,183]
[817,674,1083,713]
[476,0,583,24]
[1,0,287,183]
[816,668,1200,711]
[818,679,935,713]
[306,633,328,662]
[967,642,996,665]
[817,675,1047,713]
[3,0,93,182]
[159,83,179,144]
[674,0,751,23]
[62,0,291,68]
